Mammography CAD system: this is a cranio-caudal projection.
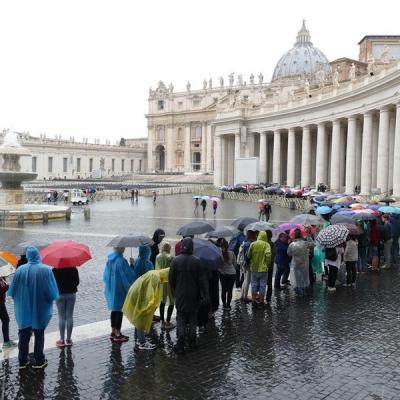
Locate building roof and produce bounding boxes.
[358,35,400,45]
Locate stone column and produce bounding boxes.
[206,123,213,172]
[147,126,153,172]
[355,119,363,186]
[330,119,341,192]
[393,104,400,196]
[377,107,390,194]
[273,130,281,183]
[371,116,379,188]
[166,125,174,172]
[388,114,395,192]
[235,131,241,160]
[184,124,191,172]
[315,122,327,186]
[287,128,296,187]
[245,133,255,157]
[213,135,222,186]
[301,125,311,187]
[259,132,267,183]
[345,116,357,194]
[201,122,207,172]
[361,111,373,195]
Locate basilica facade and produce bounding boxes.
[146,21,400,196]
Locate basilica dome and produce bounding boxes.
[271,20,331,81]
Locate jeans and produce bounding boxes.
[346,261,357,285]
[327,264,338,288]
[241,270,251,299]
[136,328,145,345]
[384,239,393,267]
[110,311,123,330]
[56,293,76,341]
[391,236,399,265]
[251,271,268,296]
[219,274,236,307]
[176,311,197,350]
[0,303,10,342]
[274,264,289,289]
[18,328,45,365]
[357,246,368,272]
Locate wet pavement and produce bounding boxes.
[1,195,399,399]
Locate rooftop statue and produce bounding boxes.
[349,63,356,82]
[315,64,325,88]
[186,81,191,92]
[203,79,207,90]
[333,68,340,88]
[367,53,375,76]
[228,73,234,87]
[219,76,224,87]
[249,73,255,85]
[381,45,390,64]
[209,78,212,89]
[258,72,264,84]
[237,74,243,86]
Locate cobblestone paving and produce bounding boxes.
[2,268,400,399]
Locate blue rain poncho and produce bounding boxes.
[8,246,59,330]
[103,251,135,312]
[132,245,154,283]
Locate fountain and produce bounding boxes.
[0,130,69,223]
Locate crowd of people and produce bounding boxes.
[1,203,399,369]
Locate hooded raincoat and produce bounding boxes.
[103,251,135,312]
[248,231,272,273]
[150,229,165,266]
[287,239,311,289]
[133,245,154,282]
[122,268,169,333]
[8,246,59,330]
[155,243,174,304]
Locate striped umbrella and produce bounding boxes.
[316,224,349,248]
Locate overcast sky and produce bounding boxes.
[0,0,399,142]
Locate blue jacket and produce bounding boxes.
[274,239,291,266]
[8,247,59,330]
[390,215,400,238]
[132,245,154,283]
[103,251,135,311]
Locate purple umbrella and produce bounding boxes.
[274,223,302,235]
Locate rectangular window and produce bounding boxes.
[32,156,37,172]
[139,160,142,171]
[89,158,93,172]
[63,157,68,173]
[157,127,165,141]
[48,157,53,173]
[192,126,201,141]
[77,158,81,173]
[130,159,134,172]
[193,99,200,107]
[112,159,115,172]
[157,100,164,110]
[178,101,183,109]
[121,159,125,172]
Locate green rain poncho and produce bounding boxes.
[155,244,175,305]
[248,231,272,273]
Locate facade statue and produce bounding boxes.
[219,76,224,87]
[381,45,391,64]
[100,157,105,170]
[349,63,356,82]
[289,86,296,101]
[186,81,191,92]
[169,83,174,93]
[249,73,255,85]
[258,72,264,84]
[208,78,212,89]
[203,79,207,90]
[228,73,234,87]
[333,68,340,88]
[315,64,325,88]
[237,74,243,86]
[304,79,311,97]
[367,53,375,76]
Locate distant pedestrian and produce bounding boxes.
[135,189,139,203]
[200,199,207,216]
[194,198,199,215]
[344,236,358,287]
[218,239,236,310]
[169,238,208,354]
[155,242,175,329]
[258,200,265,221]
[153,191,157,205]
[8,246,59,369]
[103,247,135,343]
[47,192,52,204]
[53,267,80,348]
[0,276,17,352]
[63,191,69,204]
[130,189,135,202]
[264,202,272,222]
[212,200,218,216]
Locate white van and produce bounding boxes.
[70,189,89,205]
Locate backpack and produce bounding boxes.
[325,247,337,261]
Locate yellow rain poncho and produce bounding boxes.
[122,268,169,333]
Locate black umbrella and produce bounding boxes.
[351,212,376,221]
[330,214,355,225]
[206,226,238,239]
[107,235,153,248]
[14,240,50,255]
[230,217,258,231]
[176,221,215,236]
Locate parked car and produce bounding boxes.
[70,189,89,205]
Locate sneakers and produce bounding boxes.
[65,340,73,347]
[19,360,30,370]
[32,359,48,369]
[2,340,17,350]
[112,335,129,343]
[164,322,175,330]
[137,341,156,350]
[56,339,65,348]
[381,264,391,270]
[327,287,336,292]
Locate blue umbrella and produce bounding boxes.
[378,206,399,214]
[192,239,223,271]
[367,205,381,211]
[316,206,332,215]
[336,210,355,217]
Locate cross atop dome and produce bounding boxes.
[295,19,312,45]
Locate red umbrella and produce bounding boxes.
[40,240,92,268]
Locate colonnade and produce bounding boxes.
[215,102,400,196]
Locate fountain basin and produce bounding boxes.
[0,203,70,224]
[0,171,38,189]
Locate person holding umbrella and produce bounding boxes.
[8,246,59,369]
[212,199,219,216]
[201,198,207,216]
[103,247,135,343]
